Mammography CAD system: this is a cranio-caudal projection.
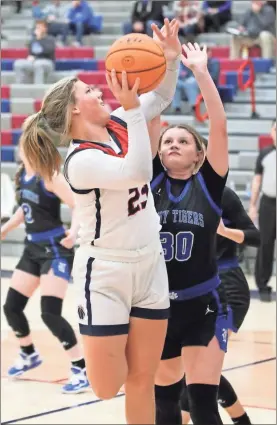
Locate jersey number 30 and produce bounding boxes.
[128,184,149,216]
[160,231,194,262]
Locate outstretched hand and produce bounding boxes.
[181,43,208,74]
[152,18,182,62]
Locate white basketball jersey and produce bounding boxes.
[64,115,161,251]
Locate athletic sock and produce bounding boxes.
[71,358,86,370]
[232,413,251,424]
[21,344,35,356]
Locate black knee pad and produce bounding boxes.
[218,375,238,408]
[41,296,77,350]
[155,380,183,425]
[180,375,190,412]
[187,384,223,425]
[3,288,30,338]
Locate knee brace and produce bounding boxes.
[180,375,190,412]
[218,375,238,408]
[3,288,30,338]
[187,384,223,425]
[155,380,183,425]
[41,296,77,350]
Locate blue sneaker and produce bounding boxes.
[8,351,42,378]
[62,366,90,394]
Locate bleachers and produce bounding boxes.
[1,0,276,267]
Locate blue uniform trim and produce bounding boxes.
[212,289,229,352]
[21,170,36,185]
[49,236,71,281]
[197,172,222,216]
[85,257,94,326]
[166,178,192,203]
[151,172,165,191]
[93,189,101,243]
[39,180,57,198]
[110,114,127,129]
[26,226,65,242]
[223,218,231,226]
[79,323,129,336]
[130,306,170,320]
[227,306,238,333]
[217,257,239,271]
[169,275,220,301]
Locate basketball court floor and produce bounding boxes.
[1,256,276,424]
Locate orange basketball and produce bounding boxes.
[105,33,166,95]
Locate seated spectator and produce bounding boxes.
[15,0,22,14]
[65,0,98,46]
[174,1,203,41]
[1,18,7,40]
[229,1,276,59]
[42,0,70,46]
[202,0,232,32]
[122,0,167,36]
[171,48,219,114]
[14,20,55,84]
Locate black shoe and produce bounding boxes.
[259,286,272,302]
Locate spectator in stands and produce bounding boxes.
[123,1,167,36]
[174,1,204,41]
[65,0,98,46]
[42,0,70,46]
[171,47,220,114]
[249,120,276,302]
[15,0,23,14]
[14,20,55,84]
[1,18,7,40]
[202,1,232,32]
[229,1,276,59]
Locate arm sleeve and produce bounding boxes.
[255,6,276,30]
[241,10,250,26]
[67,107,153,191]
[200,158,228,205]
[223,188,260,247]
[254,151,264,174]
[112,57,181,122]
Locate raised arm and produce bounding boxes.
[113,19,182,122]
[182,43,228,177]
[66,72,153,191]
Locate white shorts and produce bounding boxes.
[73,240,170,336]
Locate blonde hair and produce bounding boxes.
[159,124,206,174]
[20,76,78,180]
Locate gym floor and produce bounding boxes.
[1,256,276,425]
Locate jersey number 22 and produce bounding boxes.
[161,231,194,262]
[128,184,149,216]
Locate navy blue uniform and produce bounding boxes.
[16,168,74,281]
[217,187,260,331]
[152,157,228,359]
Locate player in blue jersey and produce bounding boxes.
[149,42,229,425]
[1,144,88,394]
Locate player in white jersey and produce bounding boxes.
[19,19,181,424]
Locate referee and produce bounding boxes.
[249,120,276,302]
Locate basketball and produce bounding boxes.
[105,33,166,95]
